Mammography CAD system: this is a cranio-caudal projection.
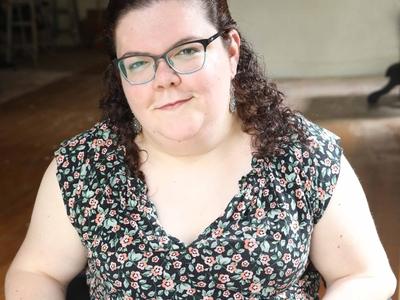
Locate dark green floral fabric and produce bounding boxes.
[54,116,342,300]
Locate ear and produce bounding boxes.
[227,29,241,79]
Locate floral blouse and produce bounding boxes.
[54,116,342,300]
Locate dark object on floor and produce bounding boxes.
[368,62,400,105]
[66,272,90,300]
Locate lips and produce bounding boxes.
[157,97,192,110]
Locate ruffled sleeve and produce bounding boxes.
[53,120,124,248]
[297,116,343,224]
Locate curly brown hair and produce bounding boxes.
[100,0,307,180]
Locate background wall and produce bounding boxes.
[229,0,400,78]
[73,0,400,78]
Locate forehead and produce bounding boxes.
[114,0,216,56]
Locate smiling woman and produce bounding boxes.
[4,0,397,299]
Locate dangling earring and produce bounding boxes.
[229,84,237,113]
[132,115,142,134]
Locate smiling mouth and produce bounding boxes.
[157,97,193,110]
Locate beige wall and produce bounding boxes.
[229,0,400,78]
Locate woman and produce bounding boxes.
[5,0,396,299]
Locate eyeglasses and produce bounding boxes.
[115,31,226,85]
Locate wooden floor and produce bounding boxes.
[0,54,399,298]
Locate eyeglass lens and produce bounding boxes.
[119,41,206,84]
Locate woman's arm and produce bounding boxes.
[5,159,88,299]
[310,155,397,299]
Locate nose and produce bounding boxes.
[152,58,181,89]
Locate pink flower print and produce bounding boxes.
[188,247,200,257]
[114,280,122,288]
[232,212,241,221]
[256,228,266,237]
[295,189,304,199]
[89,198,98,209]
[264,266,274,275]
[111,224,120,233]
[152,256,159,263]
[249,282,261,293]
[331,164,340,174]
[268,280,276,286]
[282,253,292,263]
[151,266,163,276]
[212,227,224,238]
[273,232,282,241]
[56,155,64,165]
[64,181,70,190]
[278,211,287,220]
[241,260,250,268]
[260,254,270,265]
[303,151,309,158]
[130,282,139,289]
[218,274,230,283]
[68,198,75,208]
[294,149,302,160]
[137,260,147,270]
[110,262,117,271]
[279,178,287,187]
[169,251,179,259]
[324,158,332,167]
[317,187,326,200]
[233,292,244,300]
[223,290,231,297]
[131,213,141,221]
[262,189,269,196]
[202,297,214,300]
[254,208,265,219]
[215,246,225,254]
[130,271,142,281]
[296,200,305,209]
[305,179,312,191]
[196,281,206,288]
[120,235,134,247]
[270,202,277,209]
[226,264,236,273]
[117,253,128,263]
[173,261,182,269]
[232,254,242,262]
[187,288,196,295]
[101,244,108,252]
[244,238,258,252]
[204,256,216,267]
[77,151,84,161]
[180,275,187,282]
[285,268,293,276]
[237,201,245,211]
[95,214,104,225]
[161,279,174,290]
[62,160,69,168]
[280,165,286,173]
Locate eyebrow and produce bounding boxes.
[119,35,202,58]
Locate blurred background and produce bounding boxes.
[0,0,399,299]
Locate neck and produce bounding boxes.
[135,117,250,168]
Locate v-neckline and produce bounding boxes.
[133,156,260,249]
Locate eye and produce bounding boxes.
[176,47,200,56]
[128,60,149,71]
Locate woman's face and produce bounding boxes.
[114,0,240,147]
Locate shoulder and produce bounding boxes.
[276,114,343,224]
[54,120,121,163]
